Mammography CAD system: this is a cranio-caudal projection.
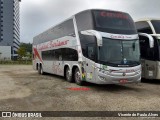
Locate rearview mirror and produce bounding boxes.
[81,30,103,46]
[139,33,154,48]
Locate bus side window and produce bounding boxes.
[79,33,97,61]
[87,44,96,61]
[54,49,62,61]
[61,48,78,61]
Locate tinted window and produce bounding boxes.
[75,10,94,32]
[54,49,62,60]
[151,20,160,34]
[93,10,137,34]
[79,33,97,61]
[135,21,153,34]
[87,44,96,61]
[139,36,159,60]
[33,19,75,45]
[42,48,78,61]
[62,48,78,61]
[42,50,54,60]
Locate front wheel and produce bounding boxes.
[74,68,83,86]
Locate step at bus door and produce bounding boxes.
[144,60,157,79]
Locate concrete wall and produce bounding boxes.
[0,46,11,60]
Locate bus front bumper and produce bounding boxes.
[95,71,141,84]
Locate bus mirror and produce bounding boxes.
[81,30,103,46]
[150,34,160,40]
[139,33,154,48]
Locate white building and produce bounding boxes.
[0,46,11,60]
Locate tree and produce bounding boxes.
[17,46,26,60]
[21,43,32,53]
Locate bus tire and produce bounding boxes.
[38,64,41,74]
[38,64,44,75]
[65,67,73,82]
[74,68,83,86]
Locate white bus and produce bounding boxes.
[135,19,160,80]
[33,9,142,85]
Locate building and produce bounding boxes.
[0,0,21,60]
[0,46,11,60]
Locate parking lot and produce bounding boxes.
[0,65,160,118]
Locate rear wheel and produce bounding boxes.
[65,67,73,82]
[38,64,41,74]
[74,68,83,86]
[38,64,44,75]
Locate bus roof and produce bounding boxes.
[74,9,128,15]
[135,18,160,22]
[33,9,130,44]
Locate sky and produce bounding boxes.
[20,0,160,43]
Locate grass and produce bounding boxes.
[0,60,32,65]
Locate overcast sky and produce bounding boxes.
[20,0,160,43]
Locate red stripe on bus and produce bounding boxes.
[33,48,43,64]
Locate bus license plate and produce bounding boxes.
[119,79,128,83]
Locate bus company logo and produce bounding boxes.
[122,72,126,76]
[125,36,132,39]
[110,35,125,39]
[2,112,11,117]
[110,35,132,39]
[38,40,69,50]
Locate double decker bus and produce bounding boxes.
[135,19,160,80]
[33,9,142,85]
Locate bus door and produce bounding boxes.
[139,34,157,79]
[52,49,63,76]
[84,44,96,82]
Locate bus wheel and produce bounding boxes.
[74,68,83,86]
[38,64,44,75]
[38,64,41,74]
[66,67,73,82]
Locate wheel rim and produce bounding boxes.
[40,67,43,74]
[75,70,80,83]
[66,69,70,80]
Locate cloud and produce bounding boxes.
[20,0,160,43]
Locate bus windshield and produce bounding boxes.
[151,20,160,34]
[98,38,140,67]
[93,10,137,34]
